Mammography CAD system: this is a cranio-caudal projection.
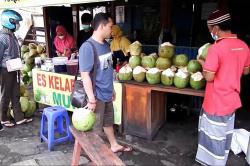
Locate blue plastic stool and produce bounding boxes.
[40,106,73,151]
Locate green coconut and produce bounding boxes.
[146,68,161,84]
[174,69,189,88]
[161,68,175,86]
[158,42,175,58]
[25,57,34,65]
[23,52,30,60]
[141,55,156,69]
[37,44,45,54]
[173,54,189,67]
[187,60,202,74]
[118,65,133,81]
[190,72,206,90]
[25,101,36,118]
[72,108,96,132]
[197,43,211,60]
[29,49,37,58]
[21,45,29,53]
[156,57,172,70]
[23,89,30,97]
[129,55,141,69]
[20,84,26,96]
[20,97,29,112]
[34,89,42,101]
[133,66,146,82]
[28,43,37,50]
[28,71,32,78]
[22,74,30,85]
[23,64,32,73]
[129,41,142,56]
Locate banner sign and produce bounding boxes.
[32,69,76,111]
[32,69,122,125]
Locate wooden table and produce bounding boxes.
[122,81,205,140]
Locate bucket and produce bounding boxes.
[66,59,78,75]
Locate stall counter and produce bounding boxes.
[32,69,122,125]
[122,81,205,140]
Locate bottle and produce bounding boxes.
[34,57,42,68]
[116,58,121,73]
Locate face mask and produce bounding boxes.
[210,27,218,41]
[58,35,65,40]
[210,33,218,41]
[82,24,91,30]
[15,23,20,31]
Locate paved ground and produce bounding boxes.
[0,107,248,166]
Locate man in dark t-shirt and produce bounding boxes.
[77,13,93,48]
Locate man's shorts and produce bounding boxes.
[93,100,114,132]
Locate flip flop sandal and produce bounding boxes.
[112,146,133,153]
[2,121,15,127]
[25,118,33,123]
[16,118,33,125]
[16,119,27,125]
[1,121,11,125]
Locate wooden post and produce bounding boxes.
[42,7,51,58]
[71,5,79,42]
[71,140,82,166]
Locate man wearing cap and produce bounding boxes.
[196,10,250,166]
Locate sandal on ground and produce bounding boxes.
[16,118,33,125]
[25,118,33,123]
[1,121,15,127]
[112,145,133,153]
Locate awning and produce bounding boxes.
[0,0,113,9]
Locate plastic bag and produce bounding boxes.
[231,129,250,155]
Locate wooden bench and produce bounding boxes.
[70,126,126,166]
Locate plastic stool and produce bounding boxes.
[40,106,73,151]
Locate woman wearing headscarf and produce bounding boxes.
[110,25,131,69]
[54,25,76,58]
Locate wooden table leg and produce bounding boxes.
[71,140,82,166]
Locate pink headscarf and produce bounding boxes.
[54,25,76,57]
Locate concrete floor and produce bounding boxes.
[0,107,248,166]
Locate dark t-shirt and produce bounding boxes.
[77,29,93,48]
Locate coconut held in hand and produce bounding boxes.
[133,66,147,82]
[190,72,206,90]
[161,68,175,86]
[72,108,96,132]
[146,68,161,84]
[118,65,133,81]
[197,43,211,60]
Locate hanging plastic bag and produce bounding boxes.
[231,129,250,155]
